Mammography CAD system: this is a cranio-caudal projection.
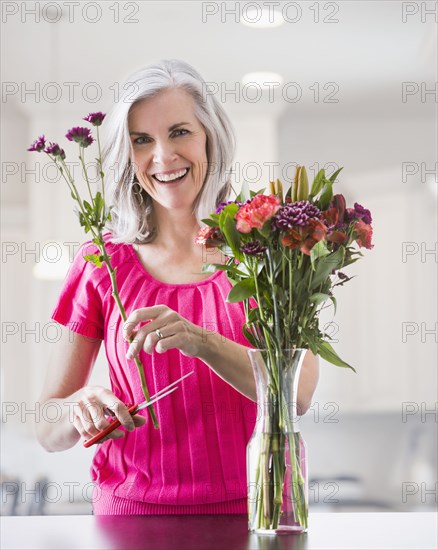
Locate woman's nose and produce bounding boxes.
[152,140,178,165]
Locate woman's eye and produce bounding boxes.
[133,136,151,145]
[172,129,189,137]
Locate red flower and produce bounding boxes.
[354,220,374,249]
[331,194,346,222]
[327,231,348,245]
[321,207,339,227]
[195,226,224,249]
[235,194,281,233]
[281,219,327,255]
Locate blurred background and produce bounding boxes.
[1,1,436,515]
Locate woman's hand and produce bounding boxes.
[123,305,205,360]
[123,305,259,401]
[72,385,146,443]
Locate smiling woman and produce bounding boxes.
[37,59,319,517]
[127,88,208,215]
[101,59,235,245]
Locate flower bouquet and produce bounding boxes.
[28,113,159,428]
[196,166,373,533]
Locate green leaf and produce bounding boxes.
[83,253,103,268]
[200,218,218,228]
[311,248,345,290]
[310,240,330,269]
[83,200,93,214]
[221,214,243,261]
[329,167,343,184]
[318,180,333,210]
[94,192,104,218]
[308,293,330,307]
[251,187,266,197]
[301,329,320,355]
[316,340,356,372]
[242,324,258,348]
[329,295,337,314]
[309,169,325,198]
[201,263,248,279]
[221,203,239,218]
[238,180,251,202]
[226,279,256,303]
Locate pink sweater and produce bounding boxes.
[51,232,257,515]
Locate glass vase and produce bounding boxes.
[247,348,308,535]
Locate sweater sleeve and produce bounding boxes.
[50,241,105,340]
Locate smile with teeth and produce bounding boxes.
[153,168,189,183]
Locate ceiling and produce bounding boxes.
[1,1,436,115]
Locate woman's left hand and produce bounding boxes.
[123,305,206,360]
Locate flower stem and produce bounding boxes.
[95,234,159,429]
[78,148,95,208]
[95,127,105,205]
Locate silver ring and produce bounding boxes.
[155,329,164,340]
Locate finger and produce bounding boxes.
[123,306,167,341]
[95,429,125,444]
[101,417,144,442]
[125,317,168,358]
[105,403,135,432]
[132,414,147,427]
[98,390,135,432]
[143,319,187,356]
[154,320,192,354]
[77,402,103,437]
[134,319,167,355]
[73,415,91,440]
[106,429,125,439]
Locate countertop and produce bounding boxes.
[1,512,436,550]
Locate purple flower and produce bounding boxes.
[215,199,251,214]
[241,240,266,256]
[83,112,106,126]
[27,135,46,152]
[353,202,372,225]
[44,142,66,160]
[65,127,94,147]
[273,201,321,232]
[345,203,372,225]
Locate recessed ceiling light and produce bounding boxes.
[242,72,284,88]
[240,8,284,29]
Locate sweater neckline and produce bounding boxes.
[126,242,223,288]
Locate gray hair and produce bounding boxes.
[101,59,236,244]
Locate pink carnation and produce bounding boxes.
[195,226,224,249]
[235,194,281,234]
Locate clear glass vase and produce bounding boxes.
[247,348,308,535]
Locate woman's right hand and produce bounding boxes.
[71,386,146,443]
[37,328,148,452]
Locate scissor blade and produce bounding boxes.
[151,371,194,400]
[135,386,178,411]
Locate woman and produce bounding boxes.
[36,59,319,515]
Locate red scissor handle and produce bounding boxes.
[83,403,138,448]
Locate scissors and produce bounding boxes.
[83,371,194,448]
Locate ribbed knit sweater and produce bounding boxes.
[51,232,257,514]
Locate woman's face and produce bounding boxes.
[128,87,208,211]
